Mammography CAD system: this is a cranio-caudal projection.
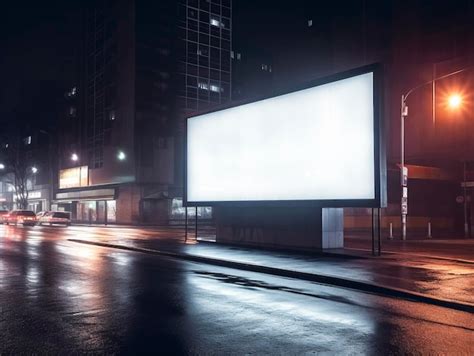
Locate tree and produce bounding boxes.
[0,135,36,210]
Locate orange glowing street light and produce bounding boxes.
[447,93,462,109]
[400,65,474,240]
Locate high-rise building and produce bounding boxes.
[54,0,232,224]
[176,0,232,119]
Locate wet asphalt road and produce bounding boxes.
[1,225,473,354]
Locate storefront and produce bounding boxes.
[54,188,117,224]
[25,189,50,213]
[0,192,13,210]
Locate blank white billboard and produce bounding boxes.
[186,70,377,204]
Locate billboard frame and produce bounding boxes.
[184,63,386,208]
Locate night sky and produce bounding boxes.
[0,2,79,128]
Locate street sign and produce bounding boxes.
[401,199,408,215]
[401,166,408,186]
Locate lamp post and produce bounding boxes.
[39,129,55,211]
[400,66,473,240]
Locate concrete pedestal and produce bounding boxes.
[215,206,344,251]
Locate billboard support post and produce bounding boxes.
[378,207,381,256]
[371,208,375,256]
[185,205,188,243]
[195,207,198,240]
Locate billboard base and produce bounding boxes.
[214,207,343,251]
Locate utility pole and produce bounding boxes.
[400,95,408,240]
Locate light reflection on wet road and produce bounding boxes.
[1,225,473,354]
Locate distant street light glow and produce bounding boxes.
[31,167,38,174]
[71,153,79,161]
[448,94,462,109]
[117,151,126,161]
[0,163,5,169]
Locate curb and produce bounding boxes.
[68,238,474,314]
[71,224,183,229]
[345,247,474,265]
[196,239,367,260]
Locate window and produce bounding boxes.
[23,136,32,145]
[308,19,313,27]
[66,86,77,97]
[236,53,241,60]
[106,200,116,222]
[230,50,234,59]
[69,106,77,117]
[210,84,222,93]
[197,47,209,56]
[188,8,197,19]
[210,18,223,28]
[261,64,272,72]
[198,82,209,90]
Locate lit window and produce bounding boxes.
[69,106,77,117]
[109,110,116,121]
[197,48,208,56]
[210,84,222,93]
[210,18,222,27]
[261,64,268,71]
[66,86,77,98]
[237,53,241,60]
[23,136,32,145]
[198,82,209,90]
[230,51,234,59]
[308,19,313,27]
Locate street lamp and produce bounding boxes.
[0,163,4,170]
[71,153,79,162]
[400,66,473,240]
[117,150,126,161]
[31,166,38,174]
[448,94,462,109]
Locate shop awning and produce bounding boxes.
[55,188,116,201]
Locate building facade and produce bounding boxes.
[54,0,232,224]
[228,0,474,237]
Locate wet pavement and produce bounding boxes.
[65,226,474,305]
[1,224,473,354]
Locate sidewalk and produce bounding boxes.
[345,234,474,261]
[68,232,474,311]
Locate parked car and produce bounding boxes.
[38,211,71,226]
[35,211,48,220]
[4,210,37,226]
[0,209,9,224]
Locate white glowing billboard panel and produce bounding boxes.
[186,70,379,205]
